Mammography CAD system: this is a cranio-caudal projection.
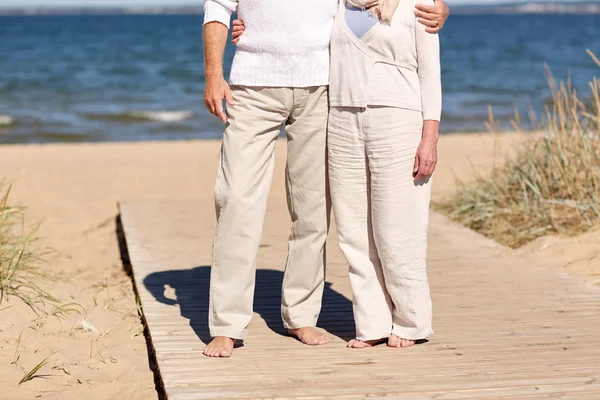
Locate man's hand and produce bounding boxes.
[415,0,449,34]
[204,21,234,124]
[204,78,234,124]
[231,19,245,45]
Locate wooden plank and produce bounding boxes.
[119,200,600,400]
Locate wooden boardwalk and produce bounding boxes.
[119,199,600,400]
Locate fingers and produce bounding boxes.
[418,18,439,29]
[413,155,437,181]
[413,155,419,176]
[415,161,437,181]
[231,25,244,36]
[425,26,442,34]
[414,0,449,33]
[204,96,216,117]
[224,86,235,107]
[204,98,227,124]
[231,19,245,44]
[414,9,437,21]
[204,80,233,124]
[204,95,227,124]
[414,4,436,13]
[215,101,227,124]
[231,27,243,44]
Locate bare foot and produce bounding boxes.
[203,336,235,358]
[288,327,330,346]
[387,334,415,348]
[347,338,387,348]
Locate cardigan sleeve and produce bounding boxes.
[415,0,442,121]
[203,0,238,29]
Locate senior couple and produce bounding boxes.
[202,0,448,358]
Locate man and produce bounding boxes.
[203,0,449,358]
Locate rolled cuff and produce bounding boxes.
[203,1,233,28]
[423,108,441,122]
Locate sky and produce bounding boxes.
[0,0,574,7]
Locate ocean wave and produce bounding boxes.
[0,115,16,127]
[85,110,194,123]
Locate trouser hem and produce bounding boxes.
[209,327,248,341]
[356,331,393,342]
[282,315,319,330]
[391,326,433,341]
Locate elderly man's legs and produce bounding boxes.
[206,86,289,357]
[281,86,331,345]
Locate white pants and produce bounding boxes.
[328,106,433,341]
[210,86,330,340]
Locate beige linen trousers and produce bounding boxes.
[328,106,434,341]
[210,85,330,340]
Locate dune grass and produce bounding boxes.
[434,50,600,248]
[18,353,55,385]
[0,184,64,315]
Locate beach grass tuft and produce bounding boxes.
[0,184,78,317]
[434,51,600,248]
[18,353,55,385]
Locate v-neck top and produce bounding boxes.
[329,0,442,121]
[345,4,378,39]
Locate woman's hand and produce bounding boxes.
[413,120,439,181]
[231,19,245,45]
[415,0,449,34]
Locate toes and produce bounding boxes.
[291,328,329,346]
[220,349,232,358]
[388,336,417,348]
[348,339,376,348]
[388,335,401,348]
[304,336,320,346]
[347,339,365,348]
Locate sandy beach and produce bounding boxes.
[1,133,598,399]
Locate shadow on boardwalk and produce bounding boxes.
[143,267,356,344]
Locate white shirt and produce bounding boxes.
[204,0,338,87]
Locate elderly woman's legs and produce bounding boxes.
[365,107,434,344]
[329,106,433,347]
[328,107,394,346]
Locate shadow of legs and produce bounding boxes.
[143,265,356,343]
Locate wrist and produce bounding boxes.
[205,70,224,81]
[422,120,439,139]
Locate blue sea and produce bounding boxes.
[0,13,599,143]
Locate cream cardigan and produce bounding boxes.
[329,0,442,121]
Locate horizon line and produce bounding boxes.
[0,0,589,9]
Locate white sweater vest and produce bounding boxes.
[204,0,338,87]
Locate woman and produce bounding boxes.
[230,0,443,349]
[328,0,441,348]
